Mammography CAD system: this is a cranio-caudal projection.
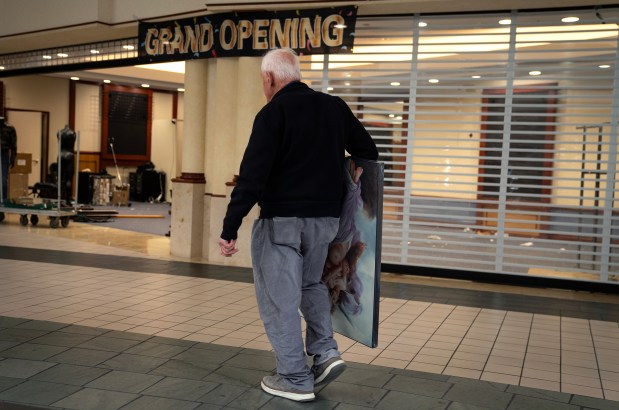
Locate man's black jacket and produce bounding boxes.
[221,81,378,241]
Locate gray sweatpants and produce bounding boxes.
[251,216,341,390]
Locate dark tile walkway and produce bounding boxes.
[1,316,618,410]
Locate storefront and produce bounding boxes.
[1,5,618,286]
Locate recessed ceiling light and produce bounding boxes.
[472,75,481,79]
[345,73,351,77]
[599,64,611,69]
[57,53,68,58]
[334,24,347,29]
[419,21,427,27]
[42,55,52,59]
[327,87,334,91]
[70,76,80,81]
[344,82,351,86]
[429,79,439,83]
[499,19,511,25]
[90,49,100,54]
[177,88,185,92]
[396,116,403,120]
[103,79,111,83]
[141,84,150,88]
[562,16,580,23]
[0,66,4,70]
[529,70,542,76]
[389,114,395,118]
[390,82,400,86]
[123,45,135,50]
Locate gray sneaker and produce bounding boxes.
[261,375,315,402]
[312,357,347,386]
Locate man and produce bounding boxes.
[219,48,378,402]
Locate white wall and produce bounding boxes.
[74,83,101,154]
[151,91,176,199]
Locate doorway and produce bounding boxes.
[5,109,49,189]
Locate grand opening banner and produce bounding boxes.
[138,6,357,63]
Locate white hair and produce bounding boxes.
[261,48,301,82]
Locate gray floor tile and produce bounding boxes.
[77,336,143,352]
[31,363,110,386]
[102,330,152,342]
[147,336,196,348]
[507,395,580,410]
[0,380,80,406]
[141,377,218,401]
[52,387,138,410]
[14,321,67,332]
[221,387,272,410]
[198,384,249,406]
[329,404,373,410]
[444,383,513,409]
[85,370,163,393]
[203,366,264,387]
[570,395,619,410]
[30,331,95,347]
[124,341,189,358]
[448,402,499,410]
[505,385,571,403]
[221,353,275,372]
[260,395,338,410]
[173,347,238,366]
[384,374,452,398]
[0,329,50,343]
[0,318,29,328]
[0,343,67,361]
[0,342,20,353]
[119,395,201,410]
[99,353,168,373]
[47,347,119,366]
[59,325,109,336]
[375,390,450,410]
[0,376,23,393]
[336,367,394,388]
[0,359,56,379]
[149,359,219,380]
[319,381,387,407]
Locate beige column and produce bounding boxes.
[170,59,208,258]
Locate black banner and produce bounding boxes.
[138,6,357,63]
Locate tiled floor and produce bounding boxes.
[0,212,618,409]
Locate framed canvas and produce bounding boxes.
[323,157,384,347]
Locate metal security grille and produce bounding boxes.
[300,8,619,284]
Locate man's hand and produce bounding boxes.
[219,238,239,257]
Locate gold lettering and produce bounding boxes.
[220,19,237,51]
[183,25,199,53]
[290,18,299,49]
[199,23,213,52]
[145,28,159,55]
[237,20,253,50]
[269,19,291,48]
[299,16,321,49]
[322,15,344,47]
[253,19,269,50]
[158,28,173,54]
[170,26,184,53]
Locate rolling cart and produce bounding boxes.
[0,131,80,228]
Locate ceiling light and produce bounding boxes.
[90,49,100,54]
[499,19,511,25]
[70,76,79,81]
[42,55,52,59]
[0,66,4,70]
[472,75,481,79]
[562,16,580,23]
[103,80,111,83]
[599,64,611,69]
[345,73,351,77]
[327,87,334,91]
[57,53,68,58]
[123,45,135,50]
[419,22,427,28]
[390,82,400,86]
[396,116,403,120]
[334,24,347,29]
[529,70,542,76]
[141,84,150,88]
[344,82,351,86]
[429,78,439,83]
[389,114,395,118]
[177,88,185,92]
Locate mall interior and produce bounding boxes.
[0,0,619,409]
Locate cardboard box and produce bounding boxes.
[112,187,129,206]
[10,153,32,174]
[9,173,29,199]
